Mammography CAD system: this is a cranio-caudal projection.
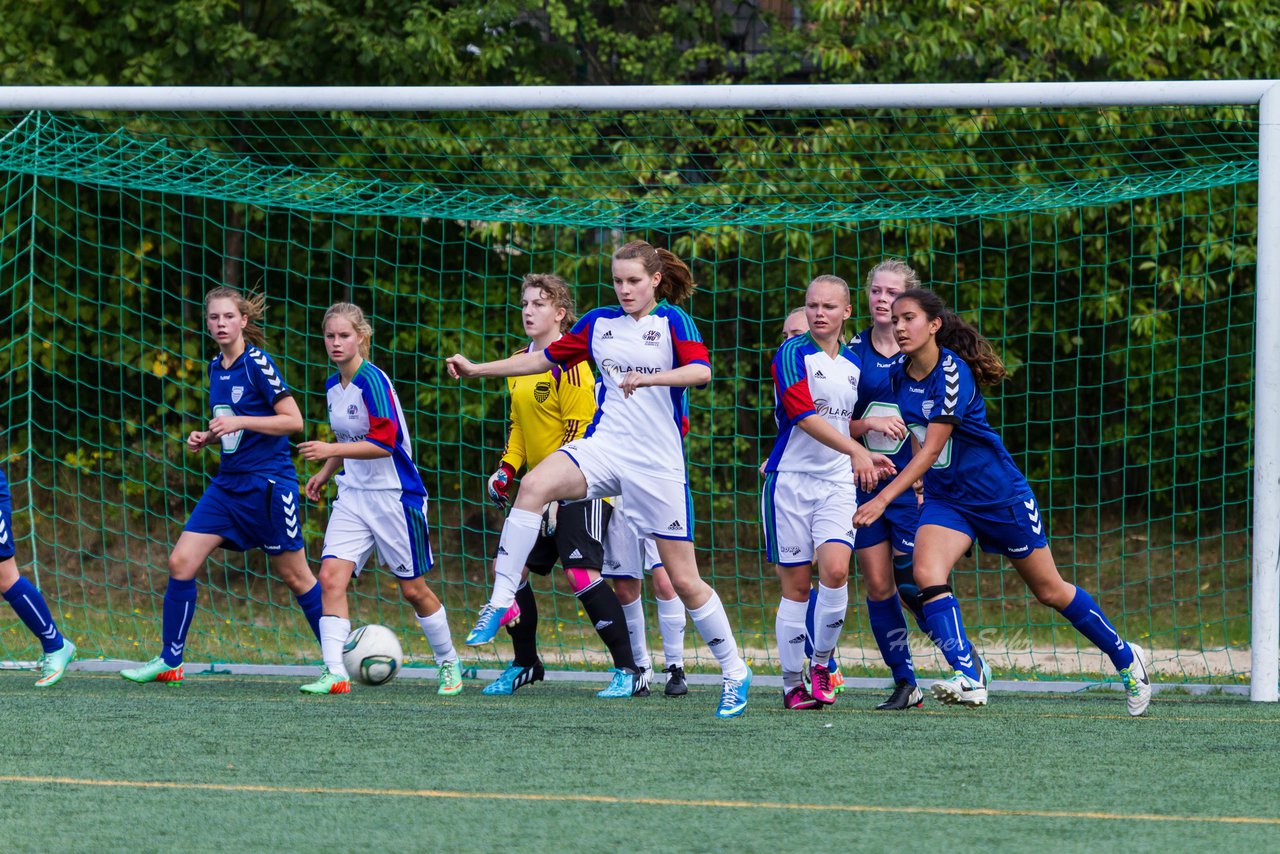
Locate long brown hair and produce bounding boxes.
[612,240,697,304]
[204,286,267,348]
[322,302,373,358]
[522,272,577,333]
[895,288,1008,386]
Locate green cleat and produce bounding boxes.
[34,640,77,688]
[300,667,351,695]
[120,656,184,685]
[437,658,463,696]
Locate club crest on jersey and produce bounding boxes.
[642,330,662,346]
[347,404,358,416]
[231,386,245,403]
[922,400,934,418]
[534,381,552,403]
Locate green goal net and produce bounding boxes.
[0,104,1258,684]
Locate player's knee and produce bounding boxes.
[167,551,199,580]
[318,562,348,591]
[612,578,640,604]
[892,553,922,608]
[563,567,597,594]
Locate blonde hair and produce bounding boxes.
[204,286,267,348]
[808,274,851,304]
[865,258,922,291]
[612,240,698,304]
[322,302,373,358]
[522,273,577,333]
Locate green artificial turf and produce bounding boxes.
[1,671,1277,852]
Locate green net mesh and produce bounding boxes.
[0,105,1257,683]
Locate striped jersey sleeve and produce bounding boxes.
[545,312,596,368]
[663,304,711,368]
[771,338,816,424]
[351,366,398,451]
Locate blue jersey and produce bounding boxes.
[890,347,1029,508]
[207,346,296,481]
[0,466,12,560]
[849,327,916,505]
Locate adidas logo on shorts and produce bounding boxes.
[497,546,509,556]
[569,548,583,559]
[668,520,682,530]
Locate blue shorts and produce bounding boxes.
[0,470,13,561]
[853,491,919,554]
[185,474,304,555]
[917,492,1048,559]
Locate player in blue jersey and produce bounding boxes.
[845,260,931,710]
[764,275,894,709]
[854,288,1152,714]
[448,240,754,718]
[121,287,323,685]
[297,303,462,696]
[0,465,76,686]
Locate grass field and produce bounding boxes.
[1,670,1278,852]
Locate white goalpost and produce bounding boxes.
[0,81,1275,702]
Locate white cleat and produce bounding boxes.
[931,668,988,707]
[1120,642,1152,716]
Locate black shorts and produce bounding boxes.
[524,498,611,575]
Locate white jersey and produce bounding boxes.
[325,361,426,496]
[763,333,862,482]
[545,302,710,482]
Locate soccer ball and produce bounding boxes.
[342,624,403,686]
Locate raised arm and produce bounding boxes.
[447,349,555,380]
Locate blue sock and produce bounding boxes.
[804,586,817,659]
[867,594,915,684]
[161,577,199,666]
[803,586,838,670]
[3,576,64,653]
[295,582,323,643]
[1059,586,1133,671]
[922,595,980,680]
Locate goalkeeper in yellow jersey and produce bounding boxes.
[475,273,646,698]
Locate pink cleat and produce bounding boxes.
[810,663,837,705]
[783,685,819,710]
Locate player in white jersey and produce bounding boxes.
[763,276,894,708]
[448,240,753,718]
[297,303,462,696]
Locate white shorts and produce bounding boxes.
[601,494,664,579]
[321,488,433,579]
[559,436,692,541]
[761,470,857,567]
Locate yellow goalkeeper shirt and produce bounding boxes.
[500,341,597,473]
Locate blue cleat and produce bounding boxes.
[482,660,545,695]
[465,602,521,646]
[716,666,752,718]
[596,667,649,698]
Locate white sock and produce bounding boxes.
[417,608,458,665]
[775,597,808,689]
[656,595,686,668]
[811,582,849,667]
[319,615,351,680]
[621,598,652,671]
[490,508,541,608]
[689,591,747,681]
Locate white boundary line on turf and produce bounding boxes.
[0,659,1249,696]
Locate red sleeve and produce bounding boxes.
[545,325,592,368]
[771,344,816,424]
[672,337,710,368]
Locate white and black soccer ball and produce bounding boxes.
[342,624,403,686]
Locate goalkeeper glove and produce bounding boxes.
[487,462,517,508]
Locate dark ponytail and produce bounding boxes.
[613,240,698,304]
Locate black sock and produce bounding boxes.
[507,580,540,667]
[578,579,637,671]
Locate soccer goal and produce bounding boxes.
[0,82,1275,701]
